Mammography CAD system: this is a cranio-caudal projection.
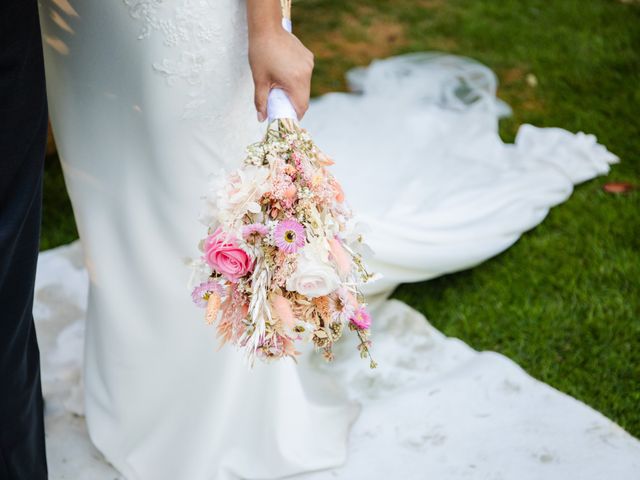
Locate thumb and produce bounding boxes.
[254,81,269,122]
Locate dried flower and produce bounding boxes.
[328,236,352,277]
[242,222,269,243]
[191,281,224,308]
[271,293,296,329]
[274,218,306,254]
[206,293,222,325]
[350,305,372,330]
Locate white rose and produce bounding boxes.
[286,244,341,298]
[216,165,270,222]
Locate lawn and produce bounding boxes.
[42,0,640,435]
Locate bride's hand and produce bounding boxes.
[247,1,314,122]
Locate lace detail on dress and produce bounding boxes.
[122,0,163,40]
[122,0,247,122]
[124,0,223,45]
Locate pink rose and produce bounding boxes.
[203,227,254,282]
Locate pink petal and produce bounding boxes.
[272,294,296,329]
[328,237,352,277]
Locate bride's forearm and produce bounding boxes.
[246,0,283,40]
[245,0,314,121]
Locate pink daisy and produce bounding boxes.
[242,222,269,242]
[349,305,372,330]
[274,218,306,254]
[191,280,224,308]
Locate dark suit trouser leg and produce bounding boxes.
[0,0,49,478]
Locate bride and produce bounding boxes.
[39,0,637,479]
[41,1,361,479]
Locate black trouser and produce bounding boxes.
[0,0,49,478]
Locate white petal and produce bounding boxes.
[247,202,262,214]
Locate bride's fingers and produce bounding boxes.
[284,76,311,120]
[254,81,269,122]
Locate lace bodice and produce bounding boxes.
[123,0,250,123]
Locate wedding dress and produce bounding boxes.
[40,2,358,479]
[37,1,639,479]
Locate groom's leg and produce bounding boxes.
[0,0,49,478]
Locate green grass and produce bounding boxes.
[42,152,77,251]
[43,0,640,435]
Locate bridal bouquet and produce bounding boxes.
[188,117,378,368]
[188,0,378,369]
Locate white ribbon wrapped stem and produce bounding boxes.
[266,18,298,122]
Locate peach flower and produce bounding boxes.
[328,236,352,277]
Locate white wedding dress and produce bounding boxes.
[38,1,639,479]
